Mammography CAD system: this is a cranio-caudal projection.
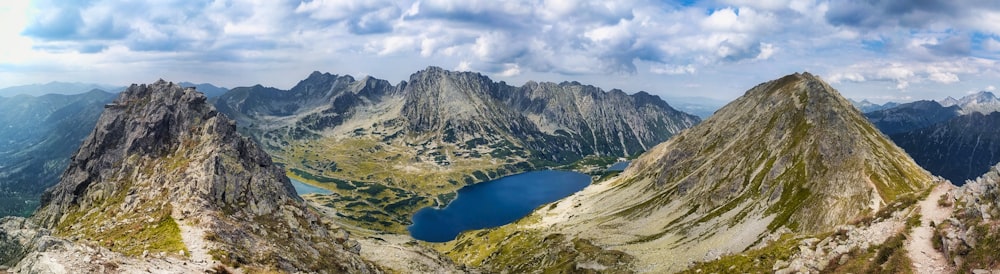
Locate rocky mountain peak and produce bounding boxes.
[30,80,378,272]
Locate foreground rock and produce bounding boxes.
[937,163,1000,272]
[3,81,381,273]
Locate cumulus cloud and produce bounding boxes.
[5,0,1000,101]
[826,58,996,89]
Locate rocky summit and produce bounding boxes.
[1,81,379,273]
[439,72,936,273]
[213,66,699,232]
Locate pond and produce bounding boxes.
[408,170,591,242]
[607,161,630,171]
[289,177,333,195]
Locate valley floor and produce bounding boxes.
[906,182,955,274]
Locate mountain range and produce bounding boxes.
[0,82,122,97]
[212,66,700,232]
[940,91,1000,115]
[862,92,1000,185]
[1,69,996,273]
[850,99,899,113]
[0,90,115,217]
[890,112,1000,184]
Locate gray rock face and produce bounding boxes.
[28,81,379,273]
[941,163,1000,271]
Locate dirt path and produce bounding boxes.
[906,182,955,274]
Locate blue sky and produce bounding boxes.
[1,0,999,103]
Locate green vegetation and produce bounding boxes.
[277,136,546,232]
[681,233,801,273]
[824,233,913,274]
[56,187,188,257]
[437,215,634,273]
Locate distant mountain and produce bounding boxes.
[660,95,728,119]
[865,100,960,135]
[850,98,900,113]
[3,81,380,272]
[890,112,1000,185]
[214,67,700,232]
[938,91,1000,115]
[0,82,122,97]
[441,73,934,273]
[0,89,115,217]
[178,82,228,98]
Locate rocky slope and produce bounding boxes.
[937,163,1000,272]
[439,72,935,273]
[213,66,699,232]
[1,81,381,273]
[890,112,1000,185]
[865,100,960,135]
[0,90,115,217]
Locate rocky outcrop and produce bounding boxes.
[937,163,1000,272]
[18,81,379,273]
[444,72,935,273]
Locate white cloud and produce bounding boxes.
[4,0,1000,102]
[651,64,696,75]
[826,58,996,90]
[985,38,1000,52]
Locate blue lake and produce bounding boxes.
[607,161,630,171]
[408,170,591,242]
[289,177,333,195]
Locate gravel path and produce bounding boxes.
[906,182,955,274]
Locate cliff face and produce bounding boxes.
[29,81,378,273]
[213,66,700,232]
[442,72,935,273]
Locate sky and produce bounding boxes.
[1,0,999,103]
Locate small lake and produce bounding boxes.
[607,161,630,171]
[289,177,333,195]
[408,170,591,242]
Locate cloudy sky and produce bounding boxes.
[1,0,999,103]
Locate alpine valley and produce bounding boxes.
[212,66,700,232]
[2,69,998,273]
